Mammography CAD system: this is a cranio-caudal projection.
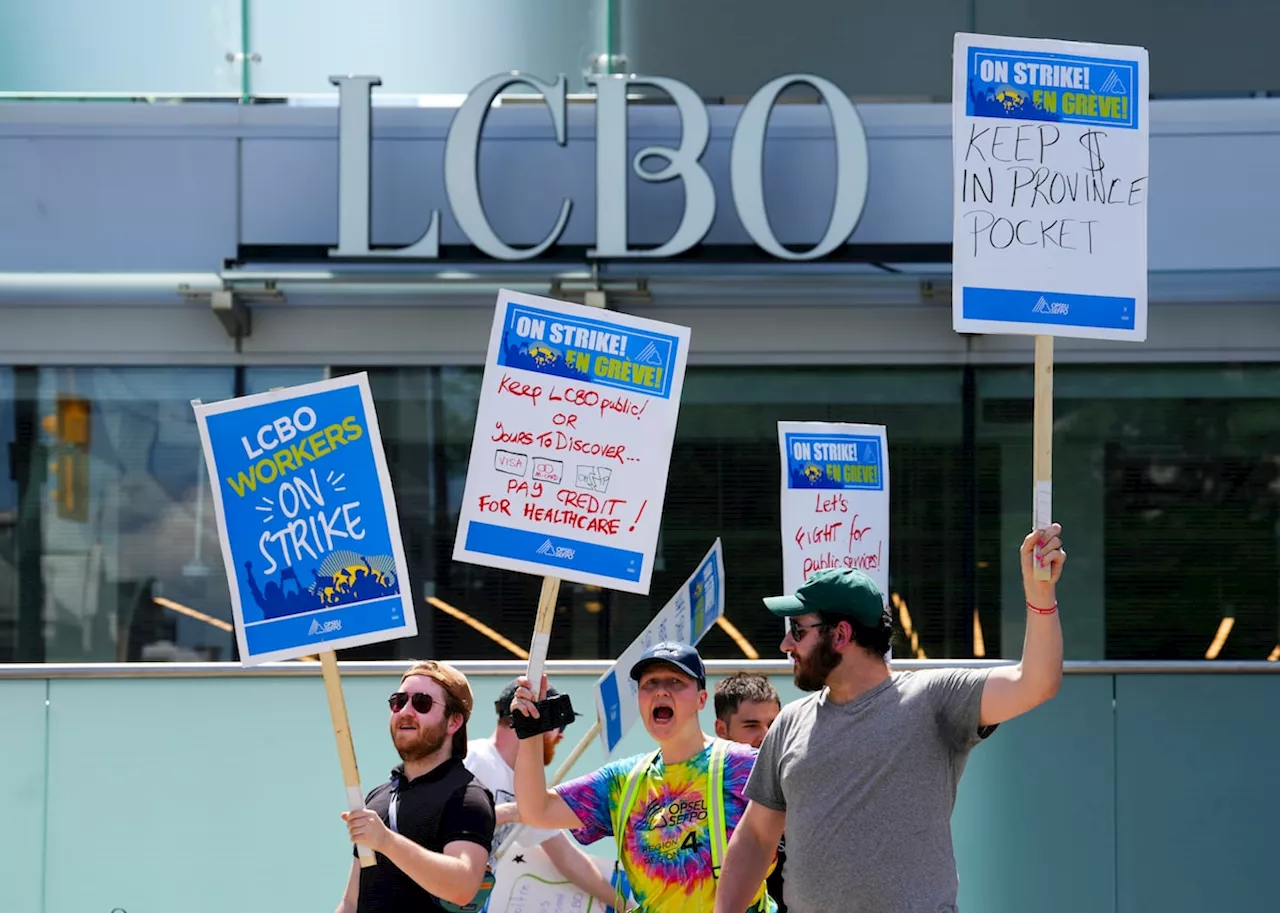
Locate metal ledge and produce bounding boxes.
[0,659,1277,679]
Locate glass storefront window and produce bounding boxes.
[1,368,237,663]
[4,362,1278,665]
[978,364,1280,662]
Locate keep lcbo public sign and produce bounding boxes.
[328,71,870,263]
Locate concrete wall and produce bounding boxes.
[1,660,1276,913]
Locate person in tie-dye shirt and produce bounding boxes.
[508,643,776,913]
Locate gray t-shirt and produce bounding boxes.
[745,668,992,913]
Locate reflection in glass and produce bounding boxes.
[5,362,1278,665]
[3,368,237,662]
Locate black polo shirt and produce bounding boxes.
[355,757,496,913]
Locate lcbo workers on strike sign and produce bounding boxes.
[952,33,1150,342]
[193,374,416,664]
[453,289,690,595]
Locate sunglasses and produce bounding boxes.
[389,691,438,714]
[787,620,832,643]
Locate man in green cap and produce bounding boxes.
[713,524,1067,913]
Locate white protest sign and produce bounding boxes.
[453,289,690,595]
[952,32,1150,342]
[594,540,725,755]
[487,842,620,913]
[778,422,888,600]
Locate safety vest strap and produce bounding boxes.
[610,741,735,910]
[707,738,729,880]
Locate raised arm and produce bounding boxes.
[712,801,786,913]
[510,675,590,831]
[980,524,1065,727]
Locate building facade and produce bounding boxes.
[1,51,1279,670]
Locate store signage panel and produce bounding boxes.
[329,72,870,263]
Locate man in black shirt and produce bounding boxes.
[337,660,496,913]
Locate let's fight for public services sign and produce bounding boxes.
[453,289,690,594]
[778,421,889,600]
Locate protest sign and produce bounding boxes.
[952,32,1149,343]
[193,372,415,867]
[594,539,725,755]
[777,422,888,601]
[952,33,1149,573]
[454,288,690,597]
[487,842,620,913]
[193,373,416,663]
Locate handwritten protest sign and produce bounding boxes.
[487,842,619,913]
[778,422,888,601]
[952,33,1149,343]
[594,540,725,755]
[193,373,416,664]
[453,289,690,596]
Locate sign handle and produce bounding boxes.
[1033,335,1054,580]
[492,717,603,862]
[491,575,563,862]
[320,649,377,868]
[526,575,561,688]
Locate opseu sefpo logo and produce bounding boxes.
[1033,296,1070,316]
[536,538,576,560]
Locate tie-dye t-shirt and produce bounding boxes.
[554,739,776,913]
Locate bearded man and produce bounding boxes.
[714,525,1067,913]
[337,660,496,913]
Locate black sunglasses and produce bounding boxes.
[389,691,437,714]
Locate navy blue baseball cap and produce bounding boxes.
[629,642,706,688]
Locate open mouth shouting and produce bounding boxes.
[651,702,676,726]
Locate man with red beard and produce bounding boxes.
[465,678,618,909]
[714,525,1067,913]
[337,660,496,913]
[508,643,778,912]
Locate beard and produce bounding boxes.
[793,630,843,691]
[392,716,449,763]
[543,734,558,766]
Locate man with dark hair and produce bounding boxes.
[713,672,781,750]
[337,660,496,913]
[465,678,617,909]
[714,525,1067,913]
[713,672,787,912]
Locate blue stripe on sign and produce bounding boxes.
[962,286,1136,330]
[244,596,406,658]
[600,670,623,752]
[464,522,644,583]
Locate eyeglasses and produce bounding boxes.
[389,691,437,714]
[787,621,831,643]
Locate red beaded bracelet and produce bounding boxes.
[1027,601,1058,615]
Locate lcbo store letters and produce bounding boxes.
[328,71,871,263]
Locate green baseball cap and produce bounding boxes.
[763,567,885,628]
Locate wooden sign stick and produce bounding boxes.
[1033,335,1054,580]
[321,653,377,867]
[269,380,374,869]
[319,650,377,867]
[490,575,564,862]
[526,575,562,693]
